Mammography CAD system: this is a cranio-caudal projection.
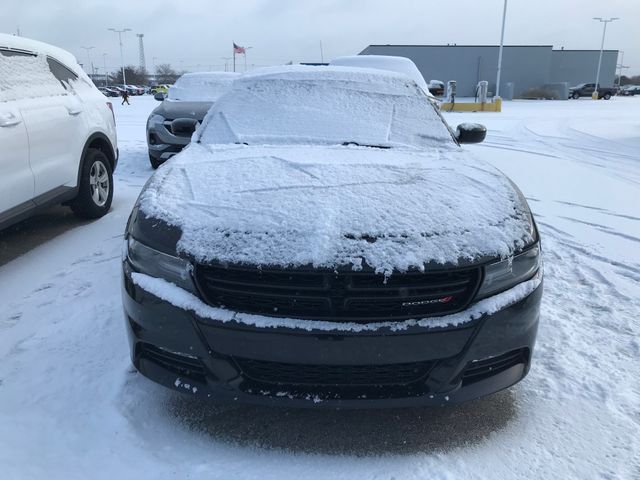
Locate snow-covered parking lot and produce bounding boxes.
[1,95,639,479]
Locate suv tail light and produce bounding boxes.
[106,102,115,125]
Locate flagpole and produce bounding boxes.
[233,43,236,72]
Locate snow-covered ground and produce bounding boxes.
[1,95,638,479]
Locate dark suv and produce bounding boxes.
[123,66,542,408]
[146,72,238,168]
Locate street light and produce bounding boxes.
[244,46,253,73]
[102,53,108,87]
[592,17,619,99]
[495,0,508,101]
[81,46,95,77]
[108,27,131,85]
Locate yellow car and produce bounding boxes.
[150,84,170,95]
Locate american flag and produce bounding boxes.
[233,42,246,54]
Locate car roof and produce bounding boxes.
[329,55,433,97]
[238,64,428,97]
[178,71,241,80]
[0,33,85,78]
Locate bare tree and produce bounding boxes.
[109,65,148,85]
[155,63,180,84]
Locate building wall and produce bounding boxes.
[359,45,618,97]
[550,50,618,87]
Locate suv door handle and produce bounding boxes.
[67,107,83,115]
[0,114,22,127]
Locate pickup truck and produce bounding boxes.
[569,83,616,100]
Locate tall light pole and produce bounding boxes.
[495,0,508,100]
[102,53,108,86]
[244,46,253,72]
[616,51,627,88]
[108,27,131,85]
[81,46,95,77]
[593,17,619,99]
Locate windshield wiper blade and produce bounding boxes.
[341,142,390,149]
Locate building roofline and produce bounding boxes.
[364,44,618,52]
[365,44,554,48]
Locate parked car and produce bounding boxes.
[0,33,117,230]
[150,84,170,95]
[99,86,119,97]
[330,55,434,98]
[569,83,615,99]
[428,79,445,96]
[123,66,542,408]
[146,72,239,168]
[114,84,142,96]
[619,85,640,96]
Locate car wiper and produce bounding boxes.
[341,142,390,149]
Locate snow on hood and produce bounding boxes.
[138,143,534,273]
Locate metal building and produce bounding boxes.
[359,45,619,98]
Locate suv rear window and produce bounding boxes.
[46,57,78,90]
[0,50,67,102]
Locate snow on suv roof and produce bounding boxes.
[167,71,240,102]
[196,65,451,148]
[0,33,86,79]
[329,55,432,97]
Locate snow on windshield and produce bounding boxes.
[167,72,239,102]
[196,66,453,148]
[0,52,66,102]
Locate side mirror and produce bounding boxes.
[171,118,199,136]
[456,123,487,144]
[154,92,166,101]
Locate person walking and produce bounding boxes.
[120,88,130,105]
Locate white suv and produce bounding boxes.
[0,33,117,229]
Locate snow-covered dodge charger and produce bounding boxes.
[122,66,542,407]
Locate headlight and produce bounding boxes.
[146,114,165,129]
[125,237,195,293]
[475,244,541,300]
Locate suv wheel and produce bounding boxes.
[149,154,163,170]
[603,92,611,100]
[571,91,580,99]
[70,148,114,218]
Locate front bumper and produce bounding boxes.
[147,121,191,163]
[122,264,542,408]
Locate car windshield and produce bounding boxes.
[196,66,455,148]
[167,72,239,102]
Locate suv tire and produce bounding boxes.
[571,92,580,99]
[603,92,611,100]
[70,148,114,219]
[149,154,163,170]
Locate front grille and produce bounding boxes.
[138,343,206,379]
[194,264,481,322]
[462,348,528,385]
[235,357,434,386]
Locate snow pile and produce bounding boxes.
[0,53,66,102]
[330,55,432,96]
[139,143,534,273]
[168,72,239,102]
[132,271,542,332]
[196,65,450,148]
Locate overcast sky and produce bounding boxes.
[3,0,639,76]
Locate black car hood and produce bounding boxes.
[134,144,536,274]
[152,100,213,121]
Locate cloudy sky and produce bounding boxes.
[3,0,639,75]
